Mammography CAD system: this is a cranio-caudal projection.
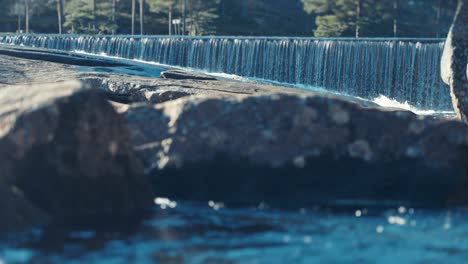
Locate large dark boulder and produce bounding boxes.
[124,93,468,207]
[441,0,468,121]
[0,82,152,234]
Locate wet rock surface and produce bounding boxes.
[0,81,152,235]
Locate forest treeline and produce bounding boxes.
[0,0,459,37]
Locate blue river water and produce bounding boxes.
[1,201,467,264]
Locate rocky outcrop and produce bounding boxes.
[124,93,468,207]
[80,77,195,104]
[441,0,468,121]
[0,82,152,235]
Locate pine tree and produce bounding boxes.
[64,0,116,34]
[147,0,179,35]
[301,0,392,37]
[57,0,64,34]
[9,0,47,33]
[10,1,24,33]
[111,0,116,34]
[139,0,144,35]
[186,0,219,35]
[131,0,135,35]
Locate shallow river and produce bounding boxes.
[1,200,467,264]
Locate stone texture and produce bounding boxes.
[441,0,468,121]
[0,82,152,234]
[124,94,468,207]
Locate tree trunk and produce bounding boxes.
[131,0,136,35]
[435,0,442,38]
[441,0,468,121]
[17,14,22,33]
[168,7,172,36]
[112,0,116,35]
[92,0,97,31]
[393,0,400,37]
[182,0,186,35]
[355,0,362,38]
[139,0,144,35]
[25,0,30,34]
[57,0,63,34]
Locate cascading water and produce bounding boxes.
[0,34,450,110]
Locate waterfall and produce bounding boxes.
[0,34,450,110]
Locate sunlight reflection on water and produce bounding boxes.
[1,200,468,264]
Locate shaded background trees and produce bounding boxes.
[0,0,459,37]
[302,0,458,37]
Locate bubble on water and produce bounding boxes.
[444,212,452,230]
[443,222,451,230]
[208,201,224,211]
[398,206,407,214]
[283,235,291,243]
[408,208,415,215]
[258,202,268,210]
[388,216,406,226]
[376,226,385,233]
[154,197,177,209]
[303,236,312,244]
[410,220,417,227]
[355,210,362,218]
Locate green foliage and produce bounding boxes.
[95,1,118,34]
[301,0,458,37]
[302,0,392,37]
[64,0,93,33]
[301,0,335,14]
[314,15,347,37]
[0,0,459,37]
[187,0,219,35]
[147,0,179,13]
[64,0,117,34]
[146,0,220,35]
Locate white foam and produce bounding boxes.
[372,95,452,116]
[204,72,246,81]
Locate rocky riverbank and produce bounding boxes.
[0,50,467,237]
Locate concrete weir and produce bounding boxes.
[0,34,451,110]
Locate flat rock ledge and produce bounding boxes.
[160,70,218,81]
[0,82,152,235]
[124,93,468,207]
